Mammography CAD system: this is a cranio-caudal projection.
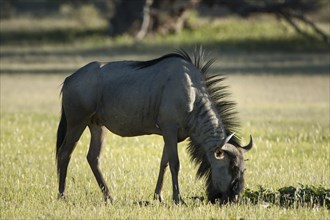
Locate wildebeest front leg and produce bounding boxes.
[87,124,112,203]
[154,146,169,202]
[161,126,185,205]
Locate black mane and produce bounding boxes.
[132,48,241,182]
[181,48,241,186]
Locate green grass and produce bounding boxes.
[1,72,329,219]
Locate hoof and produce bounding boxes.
[174,197,187,206]
[154,193,163,203]
[57,193,66,200]
[104,195,113,204]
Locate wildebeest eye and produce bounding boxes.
[214,149,224,159]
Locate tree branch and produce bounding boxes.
[278,10,313,40]
[135,0,154,41]
[289,11,329,43]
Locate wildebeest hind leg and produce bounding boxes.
[57,122,86,199]
[87,124,112,203]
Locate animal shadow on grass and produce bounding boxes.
[133,200,171,208]
[132,196,207,208]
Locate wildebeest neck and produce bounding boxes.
[187,93,226,151]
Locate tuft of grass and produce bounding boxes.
[243,184,330,208]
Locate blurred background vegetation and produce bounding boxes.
[0,0,329,51]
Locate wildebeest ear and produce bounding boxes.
[240,135,253,152]
[221,144,238,157]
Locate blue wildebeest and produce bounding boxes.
[56,48,253,204]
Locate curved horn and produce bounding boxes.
[241,135,253,152]
[225,132,235,143]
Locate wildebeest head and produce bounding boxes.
[207,133,253,204]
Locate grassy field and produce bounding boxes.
[1,14,330,219]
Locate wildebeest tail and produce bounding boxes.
[56,105,67,161]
